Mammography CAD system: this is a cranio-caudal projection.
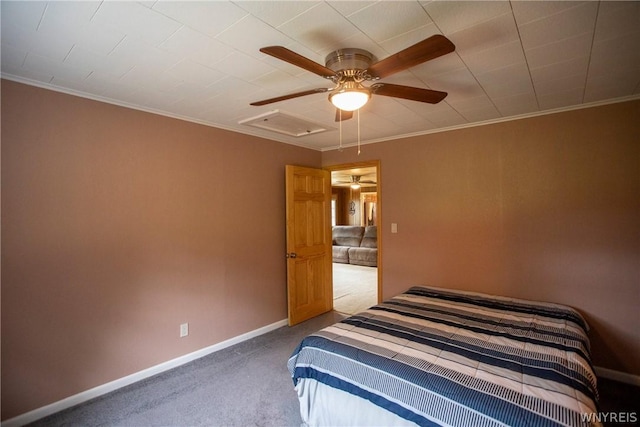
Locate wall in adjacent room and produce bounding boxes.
[322,100,640,375]
[1,80,321,420]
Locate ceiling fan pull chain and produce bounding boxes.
[339,110,343,151]
[357,109,361,155]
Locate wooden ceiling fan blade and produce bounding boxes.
[372,83,447,104]
[335,109,354,122]
[250,88,331,106]
[367,35,455,78]
[260,46,336,79]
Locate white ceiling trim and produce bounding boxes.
[3,72,638,153]
[1,72,314,151]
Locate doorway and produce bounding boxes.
[327,161,381,315]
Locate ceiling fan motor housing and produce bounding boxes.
[325,48,376,80]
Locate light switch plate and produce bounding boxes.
[180,323,189,338]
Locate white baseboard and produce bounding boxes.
[1,318,289,427]
[595,366,640,387]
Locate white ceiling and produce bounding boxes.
[2,1,639,151]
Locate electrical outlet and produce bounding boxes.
[180,323,189,338]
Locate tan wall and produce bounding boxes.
[2,79,638,421]
[323,100,640,375]
[1,80,321,420]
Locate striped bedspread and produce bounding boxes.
[288,286,600,427]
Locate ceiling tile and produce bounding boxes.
[385,108,430,127]
[215,15,295,59]
[2,22,75,62]
[421,67,485,101]
[166,59,226,87]
[92,2,182,46]
[276,2,361,53]
[492,92,538,116]
[235,1,321,28]
[530,56,590,86]
[460,106,502,122]
[447,12,519,55]
[538,87,584,110]
[160,26,234,68]
[346,1,432,43]
[524,32,593,70]
[589,33,640,74]
[475,62,534,98]
[1,45,27,70]
[0,1,46,31]
[151,1,248,38]
[423,109,467,127]
[250,69,310,95]
[39,1,101,27]
[410,53,467,80]
[208,76,262,99]
[511,1,588,26]
[38,2,123,56]
[211,51,275,82]
[533,73,587,96]
[423,0,512,35]
[461,39,526,75]
[137,89,185,111]
[366,98,410,117]
[378,23,440,58]
[381,73,432,89]
[64,45,133,78]
[327,1,377,17]
[585,69,640,102]
[591,1,640,40]
[448,94,495,112]
[517,2,598,50]
[110,36,182,76]
[23,52,92,82]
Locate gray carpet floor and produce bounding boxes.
[20,308,640,427]
[29,311,346,427]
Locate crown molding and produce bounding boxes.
[3,73,639,153]
[0,74,314,151]
[319,94,640,151]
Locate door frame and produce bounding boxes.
[325,160,382,305]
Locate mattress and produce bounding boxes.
[288,286,600,427]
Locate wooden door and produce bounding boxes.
[285,165,333,326]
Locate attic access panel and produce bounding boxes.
[238,110,333,137]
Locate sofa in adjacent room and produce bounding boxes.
[332,225,377,267]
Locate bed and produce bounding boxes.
[288,286,600,427]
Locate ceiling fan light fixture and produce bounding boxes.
[329,81,370,111]
[350,183,361,190]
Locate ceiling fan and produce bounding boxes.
[250,35,455,121]
[333,175,376,189]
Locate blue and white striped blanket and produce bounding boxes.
[288,286,600,427]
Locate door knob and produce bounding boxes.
[286,252,297,258]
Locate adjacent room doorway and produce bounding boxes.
[326,161,381,315]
